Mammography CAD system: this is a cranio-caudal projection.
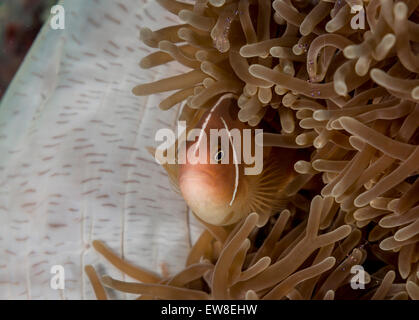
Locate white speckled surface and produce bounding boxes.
[0,0,203,299]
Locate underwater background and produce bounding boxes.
[0,0,418,300]
[0,0,201,299]
[0,0,58,99]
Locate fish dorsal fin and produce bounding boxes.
[146,146,180,193]
[145,106,204,194]
[187,108,207,132]
[145,105,213,194]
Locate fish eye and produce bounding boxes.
[214,149,224,163]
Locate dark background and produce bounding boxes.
[0,0,57,100]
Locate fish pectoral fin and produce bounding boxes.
[245,156,296,226]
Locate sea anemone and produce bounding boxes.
[86,0,419,300]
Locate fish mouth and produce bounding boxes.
[178,167,235,224]
[179,168,215,188]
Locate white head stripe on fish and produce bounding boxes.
[220,116,239,207]
[193,102,218,155]
[193,94,237,156]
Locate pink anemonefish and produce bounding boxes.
[151,94,299,226]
